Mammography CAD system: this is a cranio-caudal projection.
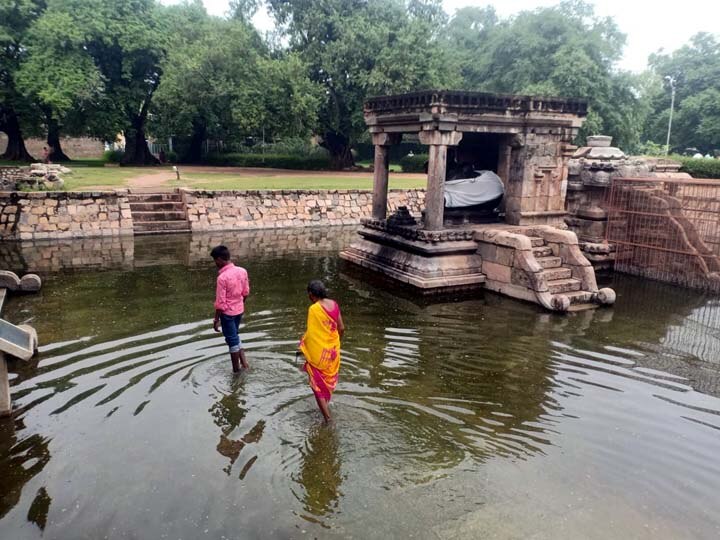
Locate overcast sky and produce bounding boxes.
[173,0,718,73]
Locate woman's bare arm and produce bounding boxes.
[337,311,345,339]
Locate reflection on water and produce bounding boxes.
[295,425,342,521]
[0,230,719,538]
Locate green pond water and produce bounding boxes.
[1,228,719,539]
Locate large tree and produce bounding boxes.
[16,5,104,161]
[0,0,45,162]
[645,33,720,154]
[151,6,320,162]
[268,0,460,168]
[25,0,167,165]
[446,0,646,151]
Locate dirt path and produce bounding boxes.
[127,170,176,191]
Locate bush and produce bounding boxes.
[204,153,331,170]
[399,154,428,173]
[166,150,178,163]
[103,149,124,163]
[638,141,667,157]
[678,157,720,179]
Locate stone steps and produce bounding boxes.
[128,193,182,203]
[564,290,595,304]
[547,277,582,294]
[541,267,572,281]
[132,210,187,222]
[129,202,185,212]
[129,191,189,235]
[133,220,190,234]
[527,236,545,247]
[529,235,605,311]
[532,245,554,257]
[536,256,562,269]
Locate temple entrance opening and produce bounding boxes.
[448,133,502,176]
[444,133,506,225]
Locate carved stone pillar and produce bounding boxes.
[418,130,462,230]
[371,133,401,220]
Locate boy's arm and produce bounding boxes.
[214,277,227,331]
[242,271,250,298]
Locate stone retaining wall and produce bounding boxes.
[0,167,22,191]
[182,189,425,232]
[0,189,425,240]
[0,191,134,240]
[0,134,104,159]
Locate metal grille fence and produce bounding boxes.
[606,177,720,293]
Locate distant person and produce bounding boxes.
[298,280,344,423]
[42,146,51,164]
[211,245,250,373]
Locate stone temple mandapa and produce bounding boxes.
[340,90,616,311]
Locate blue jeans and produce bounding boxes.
[220,313,243,353]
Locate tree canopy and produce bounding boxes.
[646,33,720,154]
[1,0,719,165]
[150,4,320,162]
[268,0,460,167]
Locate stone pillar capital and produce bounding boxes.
[418,130,463,147]
[371,133,402,146]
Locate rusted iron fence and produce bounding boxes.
[606,177,720,292]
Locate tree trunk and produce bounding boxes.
[320,131,354,170]
[0,107,34,162]
[46,114,71,162]
[186,119,206,163]
[121,85,160,166]
[121,116,159,166]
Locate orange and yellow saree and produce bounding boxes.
[299,301,341,401]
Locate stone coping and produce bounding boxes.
[0,188,422,198]
[182,188,419,196]
[0,190,127,199]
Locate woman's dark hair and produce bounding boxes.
[210,245,230,261]
[307,280,328,299]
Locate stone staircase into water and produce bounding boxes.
[128,192,190,235]
[526,235,599,310]
[476,225,615,312]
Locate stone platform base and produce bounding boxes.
[341,218,616,312]
[339,223,485,292]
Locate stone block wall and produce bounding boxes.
[0,167,22,191]
[182,189,425,232]
[0,189,425,240]
[0,134,104,159]
[504,130,576,226]
[0,191,134,241]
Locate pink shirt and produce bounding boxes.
[215,263,250,316]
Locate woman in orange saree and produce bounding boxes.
[299,280,345,423]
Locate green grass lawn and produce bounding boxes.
[63,166,154,190]
[171,173,425,190]
[355,160,403,172]
[1,159,425,191]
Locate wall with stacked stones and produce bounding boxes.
[0,167,22,191]
[182,189,425,232]
[0,191,134,241]
[0,134,104,159]
[0,189,425,240]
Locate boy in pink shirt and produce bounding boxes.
[211,245,250,372]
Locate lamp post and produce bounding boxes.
[664,76,676,156]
